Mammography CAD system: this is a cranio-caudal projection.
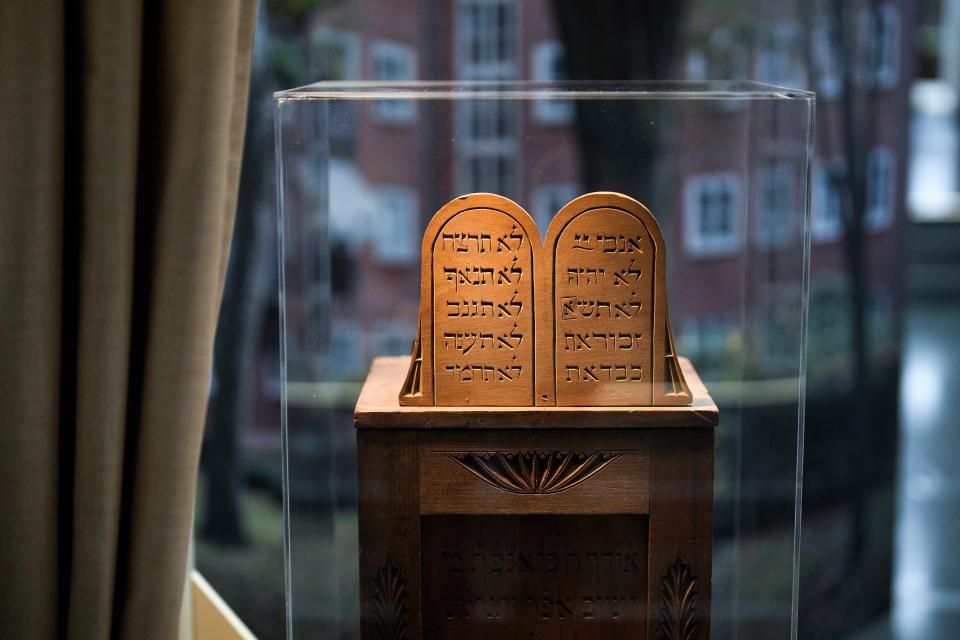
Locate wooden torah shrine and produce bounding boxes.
[356,193,716,640]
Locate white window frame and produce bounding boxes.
[373,185,418,264]
[866,147,896,230]
[812,158,847,243]
[370,40,417,124]
[456,100,518,195]
[531,41,573,125]
[457,0,518,80]
[684,173,742,258]
[531,183,579,231]
[456,0,520,196]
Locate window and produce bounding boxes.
[373,185,418,264]
[684,174,742,257]
[371,41,417,124]
[685,48,709,81]
[866,147,895,230]
[755,164,796,248]
[531,41,573,125]
[456,2,519,196]
[459,0,517,80]
[463,153,515,195]
[755,24,806,89]
[458,100,517,193]
[310,27,361,149]
[868,4,899,88]
[531,183,579,231]
[812,19,841,99]
[812,159,847,242]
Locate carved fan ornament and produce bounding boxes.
[370,559,409,640]
[658,553,700,640]
[399,191,692,407]
[447,451,622,494]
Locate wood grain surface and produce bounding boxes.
[361,355,717,429]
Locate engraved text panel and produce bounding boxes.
[422,515,649,640]
[553,208,655,405]
[433,209,535,405]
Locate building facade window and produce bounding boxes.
[531,183,579,231]
[812,18,841,99]
[866,147,895,230]
[458,100,517,194]
[310,27,361,149]
[457,0,519,196]
[685,48,709,81]
[755,164,796,248]
[459,0,517,80]
[868,4,900,88]
[812,159,847,242]
[684,173,742,257]
[531,41,573,125]
[370,41,417,124]
[755,23,806,89]
[373,185,418,264]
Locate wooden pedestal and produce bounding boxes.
[355,356,717,640]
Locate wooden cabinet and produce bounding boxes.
[356,356,716,640]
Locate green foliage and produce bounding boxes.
[267,41,309,87]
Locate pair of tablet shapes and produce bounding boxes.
[399,191,692,408]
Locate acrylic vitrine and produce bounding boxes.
[275,81,814,640]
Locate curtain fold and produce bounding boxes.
[0,1,258,638]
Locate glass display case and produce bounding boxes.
[275,81,814,639]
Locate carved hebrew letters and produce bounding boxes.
[552,208,655,405]
[422,515,649,639]
[400,192,691,407]
[433,207,536,405]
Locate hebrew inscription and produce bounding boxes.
[552,209,655,405]
[422,515,649,640]
[433,208,535,405]
[400,192,691,407]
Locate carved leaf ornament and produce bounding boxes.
[370,559,409,640]
[658,553,700,640]
[447,451,622,494]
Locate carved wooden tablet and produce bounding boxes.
[400,192,690,407]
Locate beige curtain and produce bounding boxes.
[0,1,257,638]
